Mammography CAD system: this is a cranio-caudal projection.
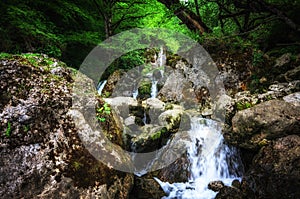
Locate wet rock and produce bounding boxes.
[137,78,152,100]
[215,186,243,199]
[158,154,189,183]
[131,125,169,153]
[241,135,300,198]
[208,180,224,192]
[158,109,183,133]
[130,177,165,199]
[227,100,300,150]
[231,179,241,189]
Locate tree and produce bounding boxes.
[92,0,156,38]
[157,0,211,34]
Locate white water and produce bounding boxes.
[158,46,166,67]
[97,80,107,95]
[132,86,138,99]
[151,80,158,98]
[155,117,243,199]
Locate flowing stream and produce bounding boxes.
[97,80,107,95]
[155,117,243,199]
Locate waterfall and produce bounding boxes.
[132,87,138,99]
[132,47,165,99]
[151,80,158,98]
[97,80,107,95]
[157,46,166,67]
[155,117,243,199]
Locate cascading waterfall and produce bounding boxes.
[158,46,166,67]
[151,79,158,98]
[132,85,139,99]
[155,117,243,199]
[97,80,107,95]
[132,47,165,99]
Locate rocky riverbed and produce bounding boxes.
[0,52,299,198]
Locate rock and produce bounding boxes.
[241,135,300,198]
[274,53,291,68]
[158,109,183,132]
[227,100,300,150]
[276,65,300,82]
[124,116,136,126]
[158,154,189,183]
[0,55,134,198]
[137,78,152,100]
[283,92,300,106]
[104,97,138,119]
[102,69,124,96]
[222,81,300,125]
[143,98,165,110]
[131,125,169,153]
[268,80,300,94]
[142,98,165,124]
[231,179,241,189]
[208,180,225,192]
[158,70,185,102]
[130,177,165,199]
[215,186,243,199]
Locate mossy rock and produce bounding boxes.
[137,78,152,100]
[132,126,169,153]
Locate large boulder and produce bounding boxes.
[226,100,300,150]
[241,135,300,198]
[157,70,186,102]
[0,55,134,198]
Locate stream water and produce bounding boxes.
[97,48,243,199]
[155,117,243,199]
[97,80,107,95]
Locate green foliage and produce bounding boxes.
[23,125,30,133]
[236,101,253,111]
[96,102,111,122]
[0,0,103,67]
[252,50,264,66]
[0,53,13,59]
[72,161,83,171]
[5,122,11,137]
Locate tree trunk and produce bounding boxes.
[157,0,210,34]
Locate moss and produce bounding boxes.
[0,53,13,59]
[72,161,83,171]
[151,131,161,140]
[165,103,173,110]
[138,81,152,95]
[258,139,269,147]
[150,127,168,141]
[236,101,253,111]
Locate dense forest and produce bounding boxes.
[1,1,300,199]
[1,0,299,67]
